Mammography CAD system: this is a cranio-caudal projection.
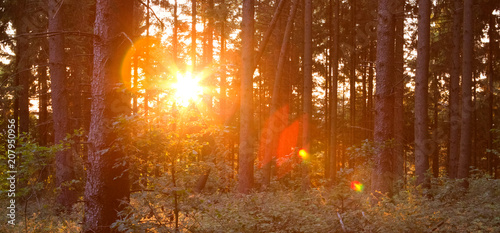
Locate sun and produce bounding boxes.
[172,72,203,107]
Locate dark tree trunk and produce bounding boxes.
[192,0,197,71]
[457,0,473,180]
[302,0,313,190]
[38,58,48,147]
[415,0,431,187]
[262,0,299,188]
[14,0,30,135]
[83,0,133,232]
[487,9,495,177]
[448,0,461,179]
[238,0,254,194]
[328,0,340,185]
[393,0,405,180]
[372,0,396,196]
[349,0,357,169]
[48,0,77,211]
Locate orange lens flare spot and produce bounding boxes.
[350,181,364,192]
[298,149,308,158]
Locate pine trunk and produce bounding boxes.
[372,0,396,196]
[238,0,255,194]
[457,0,473,180]
[415,0,430,187]
[83,0,133,231]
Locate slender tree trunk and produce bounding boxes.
[487,10,494,176]
[393,0,405,180]
[48,0,77,211]
[38,58,48,146]
[372,0,396,196]
[253,0,286,72]
[432,78,440,178]
[238,0,254,194]
[192,0,197,71]
[261,0,299,188]
[457,0,473,180]
[174,0,178,63]
[350,0,357,168]
[83,0,133,232]
[448,0,461,179]
[302,0,313,190]
[14,0,29,135]
[415,0,431,187]
[328,0,339,185]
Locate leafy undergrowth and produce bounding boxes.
[1,177,499,232]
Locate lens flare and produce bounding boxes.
[172,72,202,107]
[350,181,364,192]
[299,149,308,159]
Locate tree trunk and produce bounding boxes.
[328,0,340,185]
[14,0,30,135]
[487,9,495,177]
[372,0,396,196]
[349,0,357,169]
[48,0,77,211]
[262,0,299,188]
[415,0,431,187]
[393,0,405,180]
[192,0,197,71]
[238,0,254,194]
[448,0,461,179]
[83,0,133,232]
[457,0,473,180]
[302,0,313,190]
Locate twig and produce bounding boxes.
[136,0,165,30]
[337,212,346,232]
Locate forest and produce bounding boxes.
[0,0,499,232]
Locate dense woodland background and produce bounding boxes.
[1,0,500,232]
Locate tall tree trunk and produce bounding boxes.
[238,0,254,194]
[192,0,197,71]
[457,0,473,180]
[328,0,340,185]
[83,0,133,232]
[48,0,77,211]
[487,9,495,177]
[415,0,430,187]
[372,0,396,196]
[393,0,405,180]
[432,78,440,178]
[349,0,357,169]
[448,0,461,179]
[14,0,29,135]
[262,0,299,188]
[302,0,313,190]
[38,57,48,146]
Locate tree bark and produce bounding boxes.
[393,0,405,180]
[457,0,473,180]
[48,0,77,211]
[83,0,133,232]
[302,0,313,190]
[238,0,254,194]
[328,0,340,185]
[372,0,396,196]
[262,0,299,188]
[14,0,30,135]
[448,0,461,179]
[415,0,431,187]
[192,0,197,71]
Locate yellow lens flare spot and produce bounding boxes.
[298,149,308,159]
[172,72,203,107]
[350,181,364,192]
